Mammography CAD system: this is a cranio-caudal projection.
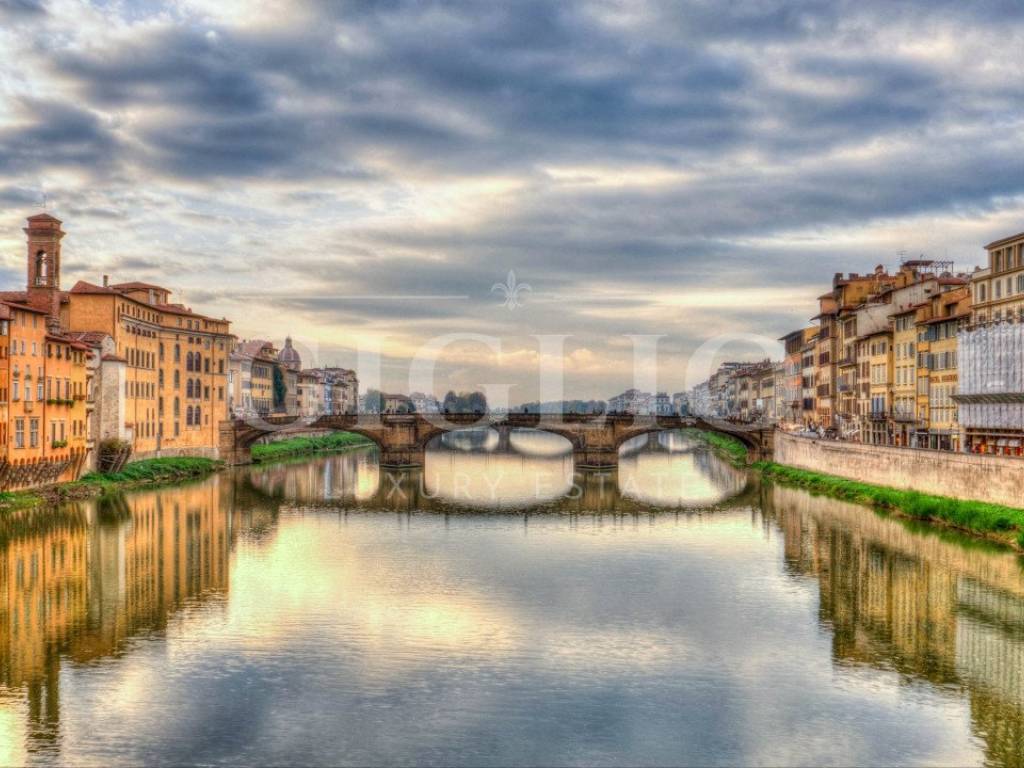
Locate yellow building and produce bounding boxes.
[971,230,1024,323]
[1,214,233,462]
[861,330,893,445]
[890,307,919,447]
[812,267,900,430]
[0,301,90,488]
[914,286,971,451]
[62,281,232,458]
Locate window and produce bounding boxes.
[186,405,193,426]
[174,344,180,362]
[14,418,24,448]
[29,418,38,448]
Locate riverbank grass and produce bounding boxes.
[251,432,372,463]
[754,461,1024,549]
[79,456,223,487]
[683,428,749,466]
[0,456,224,512]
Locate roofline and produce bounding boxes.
[984,230,1024,250]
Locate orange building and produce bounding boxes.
[0,300,90,488]
[62,280,232,457]
[1,214,233,468]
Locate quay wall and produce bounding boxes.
[773,431,1024,508]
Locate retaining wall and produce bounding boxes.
[774,431,1024,508]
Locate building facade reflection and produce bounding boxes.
[763,484,1024,763]
[0,479,232,756]
[2,438,1024,764]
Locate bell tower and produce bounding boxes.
[24,212,64,328]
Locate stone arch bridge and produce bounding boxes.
[220,413,773,469]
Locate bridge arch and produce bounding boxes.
[221,414,771,468]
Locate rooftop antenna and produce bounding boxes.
[38,191,49,211]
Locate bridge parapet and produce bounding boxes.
[219,413,771,468]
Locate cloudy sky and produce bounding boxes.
[2,0,1023,402]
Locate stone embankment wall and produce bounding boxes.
[774,431,1024,508]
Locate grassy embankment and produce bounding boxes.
[0,432,372,512]
[250,431,372,463]
[683,429,749,466]
[0,456,224,511]
[690,429,1024,550]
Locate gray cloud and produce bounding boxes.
[2,0,1022,398]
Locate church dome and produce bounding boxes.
[278,336,301,371]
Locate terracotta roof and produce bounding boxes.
[153,302,226,322]
[45,333,91,351]
[0,300,47,314]
[0,290,29,303]
[69,280,119,295]
[26,213,61,223]
[235,338,276,358]
[109,281,168,292]
[65,330,110,346]
[101,353,127,363]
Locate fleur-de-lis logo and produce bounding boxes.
[491,270,532,310]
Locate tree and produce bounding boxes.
[363,389,384,414]
[467,390,488,413]
[443,390,459,413]
[272,365,287,411]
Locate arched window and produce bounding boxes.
[186,405,193,426]
[204,357,210,373]
[186,380,194,398]
[186,352,193,371]
[174,344,180,363]
[173,396,179,416]
[174,370,180,388]
[195,405,201,425]
[35,251,47,283]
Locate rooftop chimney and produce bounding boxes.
[102,274,109,287]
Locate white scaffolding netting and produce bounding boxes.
[959,323,1024,429]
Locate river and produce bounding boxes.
[0,429,1022,766]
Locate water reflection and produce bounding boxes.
[0,436,1021,765]
[618,433,747,507]
[243,430,750,513]
[0,482,231,762]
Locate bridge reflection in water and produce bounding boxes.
[0,435,1022,764]
[244,429,750,512]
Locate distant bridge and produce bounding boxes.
[220,413,773,469]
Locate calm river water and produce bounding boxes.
[1,429,1023,766]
